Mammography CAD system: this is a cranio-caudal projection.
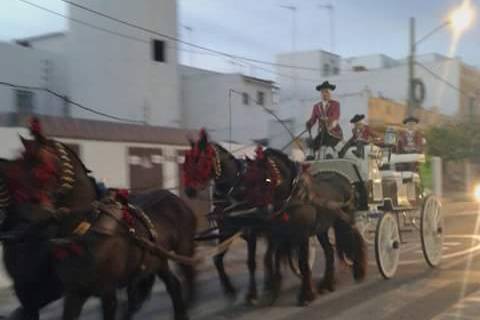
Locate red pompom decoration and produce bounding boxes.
[29,117,43,137]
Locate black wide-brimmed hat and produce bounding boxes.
[350,114,365,124]
[316,81,336,91]
[403,116,419,124]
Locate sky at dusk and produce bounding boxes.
[1,0,479,77]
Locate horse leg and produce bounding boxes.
[62,293,88,320]
[263,236,274,293]
[123,275,155,320]
[176,238,197,306]
[262,237,278,305]
[298,239,316,306]
[100,292,117,320]
[158,268,188,320]
[317,231,336,293]
[245,229,258,305]
[213,234,237,298]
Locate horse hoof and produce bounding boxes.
[223,286,238,300]
[297,292,316,307]
[317,278,336,294]
[261,291,278,306]
[245,297,259,306]
[245,293,259,306]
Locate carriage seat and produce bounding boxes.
[380,170,401,181]
[400,171,420,183]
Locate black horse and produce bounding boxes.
[0,129,97,320]
[182,130,264,304]
[242,147,367,306]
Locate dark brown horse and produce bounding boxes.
[242,147,367,306]
[182,130,264,304]
[52,189,197,320]
[0,124,98,320]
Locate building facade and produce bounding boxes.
[275,51,477,143]
[180,66,278,145]
[66,0,180,126]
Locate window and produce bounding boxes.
[242,92,249,105]
[256,91,265,106]
[323,63,331,76]
[15,89,34,114]
[152,39,166,62]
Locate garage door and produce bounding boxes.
[128,147,164,191]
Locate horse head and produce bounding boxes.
[1,118,96,226]
[182,129,238,198]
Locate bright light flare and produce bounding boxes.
[449,0,475,35]
[473,184,480,202]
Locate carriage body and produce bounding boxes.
[305,143,443,279]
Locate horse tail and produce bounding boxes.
[333,218,367,281]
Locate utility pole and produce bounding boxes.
[407,17,416,117]
[279,5,298,102]
[183,25,194,66]
[318,3,335,52]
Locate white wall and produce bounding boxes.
[0,127,187,190]
[0,42,68,117]
[181,70,274,145]
[276,50,341,100]
[276,53,462,133]
[67,0,180,126]
[27,35,66,55]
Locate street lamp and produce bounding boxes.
[407,0,475,116]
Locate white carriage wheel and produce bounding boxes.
[420,195,444,268]
[290,236,317,278]
[375,212,400,279]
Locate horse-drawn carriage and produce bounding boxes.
[306,136,444,279]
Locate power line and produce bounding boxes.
[415,61,472,97]
[58,0,327,72]
[0,81,145,124]
[17,0,148,45]
[16,0,320,84]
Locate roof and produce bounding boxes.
[0,113,194,146]
[15,32,66,44]
[242,75,277,88]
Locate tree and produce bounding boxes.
[425,121,480,161]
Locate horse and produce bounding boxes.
[182,129,264,304]
[0,122,98,320]
[242,147,367,306]
[51,189,197,320]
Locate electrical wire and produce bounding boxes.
[0,81,145,124]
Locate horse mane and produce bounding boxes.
[54,141,92,175]
[265,148,297,175]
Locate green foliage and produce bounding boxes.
[425,121,480,161]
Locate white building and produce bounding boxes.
[0,37,68,117]
[180,66,278,145]
[67,0,180,126]
[275,50,479,142]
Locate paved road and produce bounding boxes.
[2,205,480,320]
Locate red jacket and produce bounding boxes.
[398,130,424,153]
[307,100,343,139]
[352,125,375,143]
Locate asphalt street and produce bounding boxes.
[1,203,480,320]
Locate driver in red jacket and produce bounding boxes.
[306,81,343,157]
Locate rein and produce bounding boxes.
[65,200,243,266]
